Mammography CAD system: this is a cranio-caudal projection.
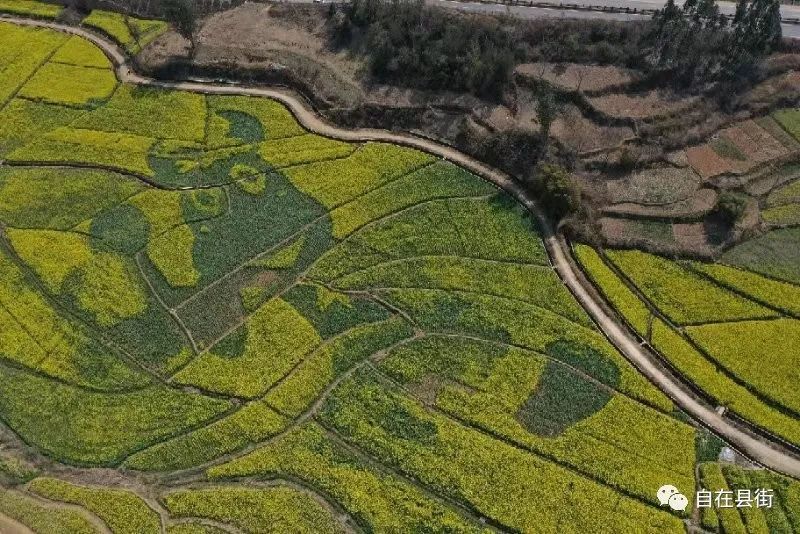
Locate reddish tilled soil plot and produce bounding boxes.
[588,91,699,119]
[723,120,788,165]
[687,145,733,179]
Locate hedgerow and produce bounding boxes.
[379,336,695,504]
[208,423,486,533]
[163,486,342,534]
[75,85,206,141]
[173,298,322,398]
[698,464,747,534]
[310,196,548,282]
[380,287,674,411]
[51,36,112,68]
[258,133,355,169]
[0,167,142,230]
[651,318,800,446]
[265,317,413,417]
[686,319,800,415]
[0,249,149,391]
[0,489,96,534]
[0,0,62,18]
[330,256,591,327]
[0,99,83,157]
[8,127,156,177]
[285,142,435,209]
[19,62,116,106]
[317,369,686,532]
[605,249,777,325]
[692,262,800,316]
[0,363,230,465]
[28,478,161,534]
[574,244,651,336]
[328,160,495,239]
[82,10,168,54]
[0,23,67,105]
[209,95,306,140]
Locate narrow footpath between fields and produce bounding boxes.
[4,13,800,480]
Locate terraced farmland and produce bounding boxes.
[576,245,800,449]
[1,11,798,534]
[0,17,704,533]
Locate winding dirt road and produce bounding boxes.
[4,14,800,479]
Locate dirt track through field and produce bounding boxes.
[4,14,800,480]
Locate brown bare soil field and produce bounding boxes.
[588,90,699,119]
[686,144,733,179]
[606,166,701,205]
[516,62,635,92]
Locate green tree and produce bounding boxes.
[530,164,580,221]
[715,191,748,225]
[162,0,197,57]
[536,85,560,157]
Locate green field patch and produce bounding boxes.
[175,220,333,346]
[0,249,149,390]
[284,142,435,209]
[773,108,800,142]
[8,228,147,326]
[50,35,112,69]
[217,110,263,143]
[163,486,343,534]
[144,172,329,308]
[723,465,800,533]
[29,478,160,534]
[0,22,67,106]
[329,160,496,239]
[317,369,686,532]
[209,95,306,141]
[651,318,800,446]
[574,244,652,336]
[125,401,287,471]
[258,133,355,169]
[150,144,265,188]
[763,203,800,226]
[75,85,206,141]
[0,489,97,534]
[380,287,674,411]
[0,167,142,230]
[167,523,227,534]
[0,0,63,18]
[380,336,694,505]
[282,283,391,338]
[606,249,777,325]
[0,362,230,465]
[698,464,747,534]
[265,317,413,417]
[310,196,549,282]
[722,227,800,285]
[692,262,800,316]
[329,256,591,326]
[208,423,486,533]
[82,10,168,54]
[767,178,800,207]
[173,297,322,398]
[249,235,306,270]
[517,361,613,436]
[0,98,84,157]
[19,62,117,106]
[686,319,800,415]
[8,126,156,176]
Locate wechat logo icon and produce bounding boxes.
[657,485,689,512]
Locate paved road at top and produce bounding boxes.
[4,13,800,479]
[286,0,800,38]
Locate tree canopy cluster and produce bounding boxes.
[644,0,782,86]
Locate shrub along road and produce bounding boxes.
[4,13,800,480]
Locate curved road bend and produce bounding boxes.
[5,15,800,479]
